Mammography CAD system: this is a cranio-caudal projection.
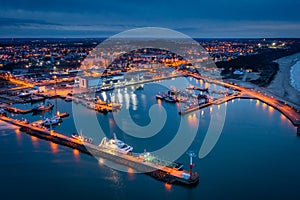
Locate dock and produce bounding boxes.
[186,73,300,134]
[179,92,240,115]
[5,106,33,114]
[0,115,199,185]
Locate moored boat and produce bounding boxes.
[101,85,115,91]
[18,91,31,98]
[156,92,167,99]
[164,96,177,103]
[32,103,54,113]
[41,116,61,126]
[99,133,133,154]
[30,96,45,102]
[72,131,93,143]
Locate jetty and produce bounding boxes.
[5,106,33,114]
[0,115,199,186]
[185,72,300,134]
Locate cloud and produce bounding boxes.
[0,17,61,27]
[0,0,300,37]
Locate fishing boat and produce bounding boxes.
[99,133,133,154]
[156,92,166,99]
[72,131,93,143]
[41,116,61,126]
[32,103,54,113]
[101,84,115,91]
[30,96,45,102]
[18,91,31,98]
[164,96,177,103]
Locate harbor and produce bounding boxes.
[1,68,300,190]
[0,114,199,185]
[185,72,300,131]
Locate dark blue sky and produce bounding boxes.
[0,0,300,38]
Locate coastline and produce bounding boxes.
[267,52,300,110]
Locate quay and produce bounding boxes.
[5,106,33,114]
[179,92,240,115]
[0,115,199,185]
[186,73,300,133]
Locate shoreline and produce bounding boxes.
[266,52,300,110]
[290,61,300,92]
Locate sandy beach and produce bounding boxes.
[267,52,300,110]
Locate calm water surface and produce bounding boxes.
[0,77,299,200]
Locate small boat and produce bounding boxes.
[186,86,195,90]
[196,87,209,92]
[18,92,31,98]
[32,103,54,113]
[164,96,177,103]
[30,96,45,102]
[56,112,69,118]
[72,131,93,143]
[41,116,61,126]
[99,133,133,154]
[136,85,144,90]
[0,108,6,116]
[156,92,166,99]
[65,97,72,102]
[21,118,29,124]
[101,85,115,91]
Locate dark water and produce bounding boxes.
[1,77,300,200]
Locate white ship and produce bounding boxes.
[99,133,133,154]
[42,116,61,126]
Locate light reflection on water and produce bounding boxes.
[73,149,80,161]
[30,136,38,148]
[50,142,58,154]
[1,76,300,199]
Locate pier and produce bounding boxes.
[179,92,240,115]
[5,106,33,114]
[0,115,199,186]
[181,73,300,133]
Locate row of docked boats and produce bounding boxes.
[156,91,177,103]
[156,91,189,103]
[186,85,209,92]
[95,84,115,93]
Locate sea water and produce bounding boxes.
[1,77,300,200]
